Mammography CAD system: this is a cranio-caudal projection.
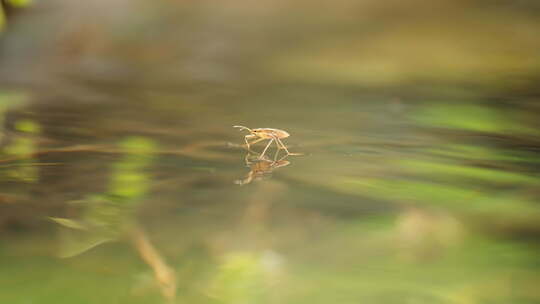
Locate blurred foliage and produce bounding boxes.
[109,137,156,200]
[0,91,28,109]
[3,216,540,304]
[412,103,538,135]
[335,177,540,219]
[0,0,32,32]
[6,0,32,7]
[266,1,540,94]
[0,91,29,138]
[1,118,40,182]
[52,136,157,257]
[0,6,4,31]
[14,118,40,133]
[425,144,540,163]
[400,159,539,186]
[208,252,267,304]
[0,93,37,182]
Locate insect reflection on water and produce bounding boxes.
[235,153,291,185]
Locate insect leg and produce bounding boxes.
[243,135,252,151]
[273,145,281,161]
[247,137,265,147]
[259,139,274,159]
[276,137,302,156]
[243,135,260,151]
[275,137,291,154]
[270,135,283,160]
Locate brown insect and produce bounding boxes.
[233,125,300,159]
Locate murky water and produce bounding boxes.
[1,1,540,303]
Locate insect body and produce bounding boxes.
[233,125,298,159]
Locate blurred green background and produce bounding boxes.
[1,0,540,303]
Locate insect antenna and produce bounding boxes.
[233,125,253,133]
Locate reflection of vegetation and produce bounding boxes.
[0,91,29,139]
[1,119,40,182]
[109,137,156,200]
[0,0,32,32]
[400,159,540,186]
[263,210,539,304]
[52,137,157,256]
[412,103,538,135]
[51,137,176,300]
[425,144,540,163]
[208,252,267,304]
[4,224,540,304]
[5,0,32,6]
[396,208,463,261]
[414,103,503,132]
[336,177,540,219]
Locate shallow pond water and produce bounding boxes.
[1,1,540,303]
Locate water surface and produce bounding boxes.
[1,1,540,303]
